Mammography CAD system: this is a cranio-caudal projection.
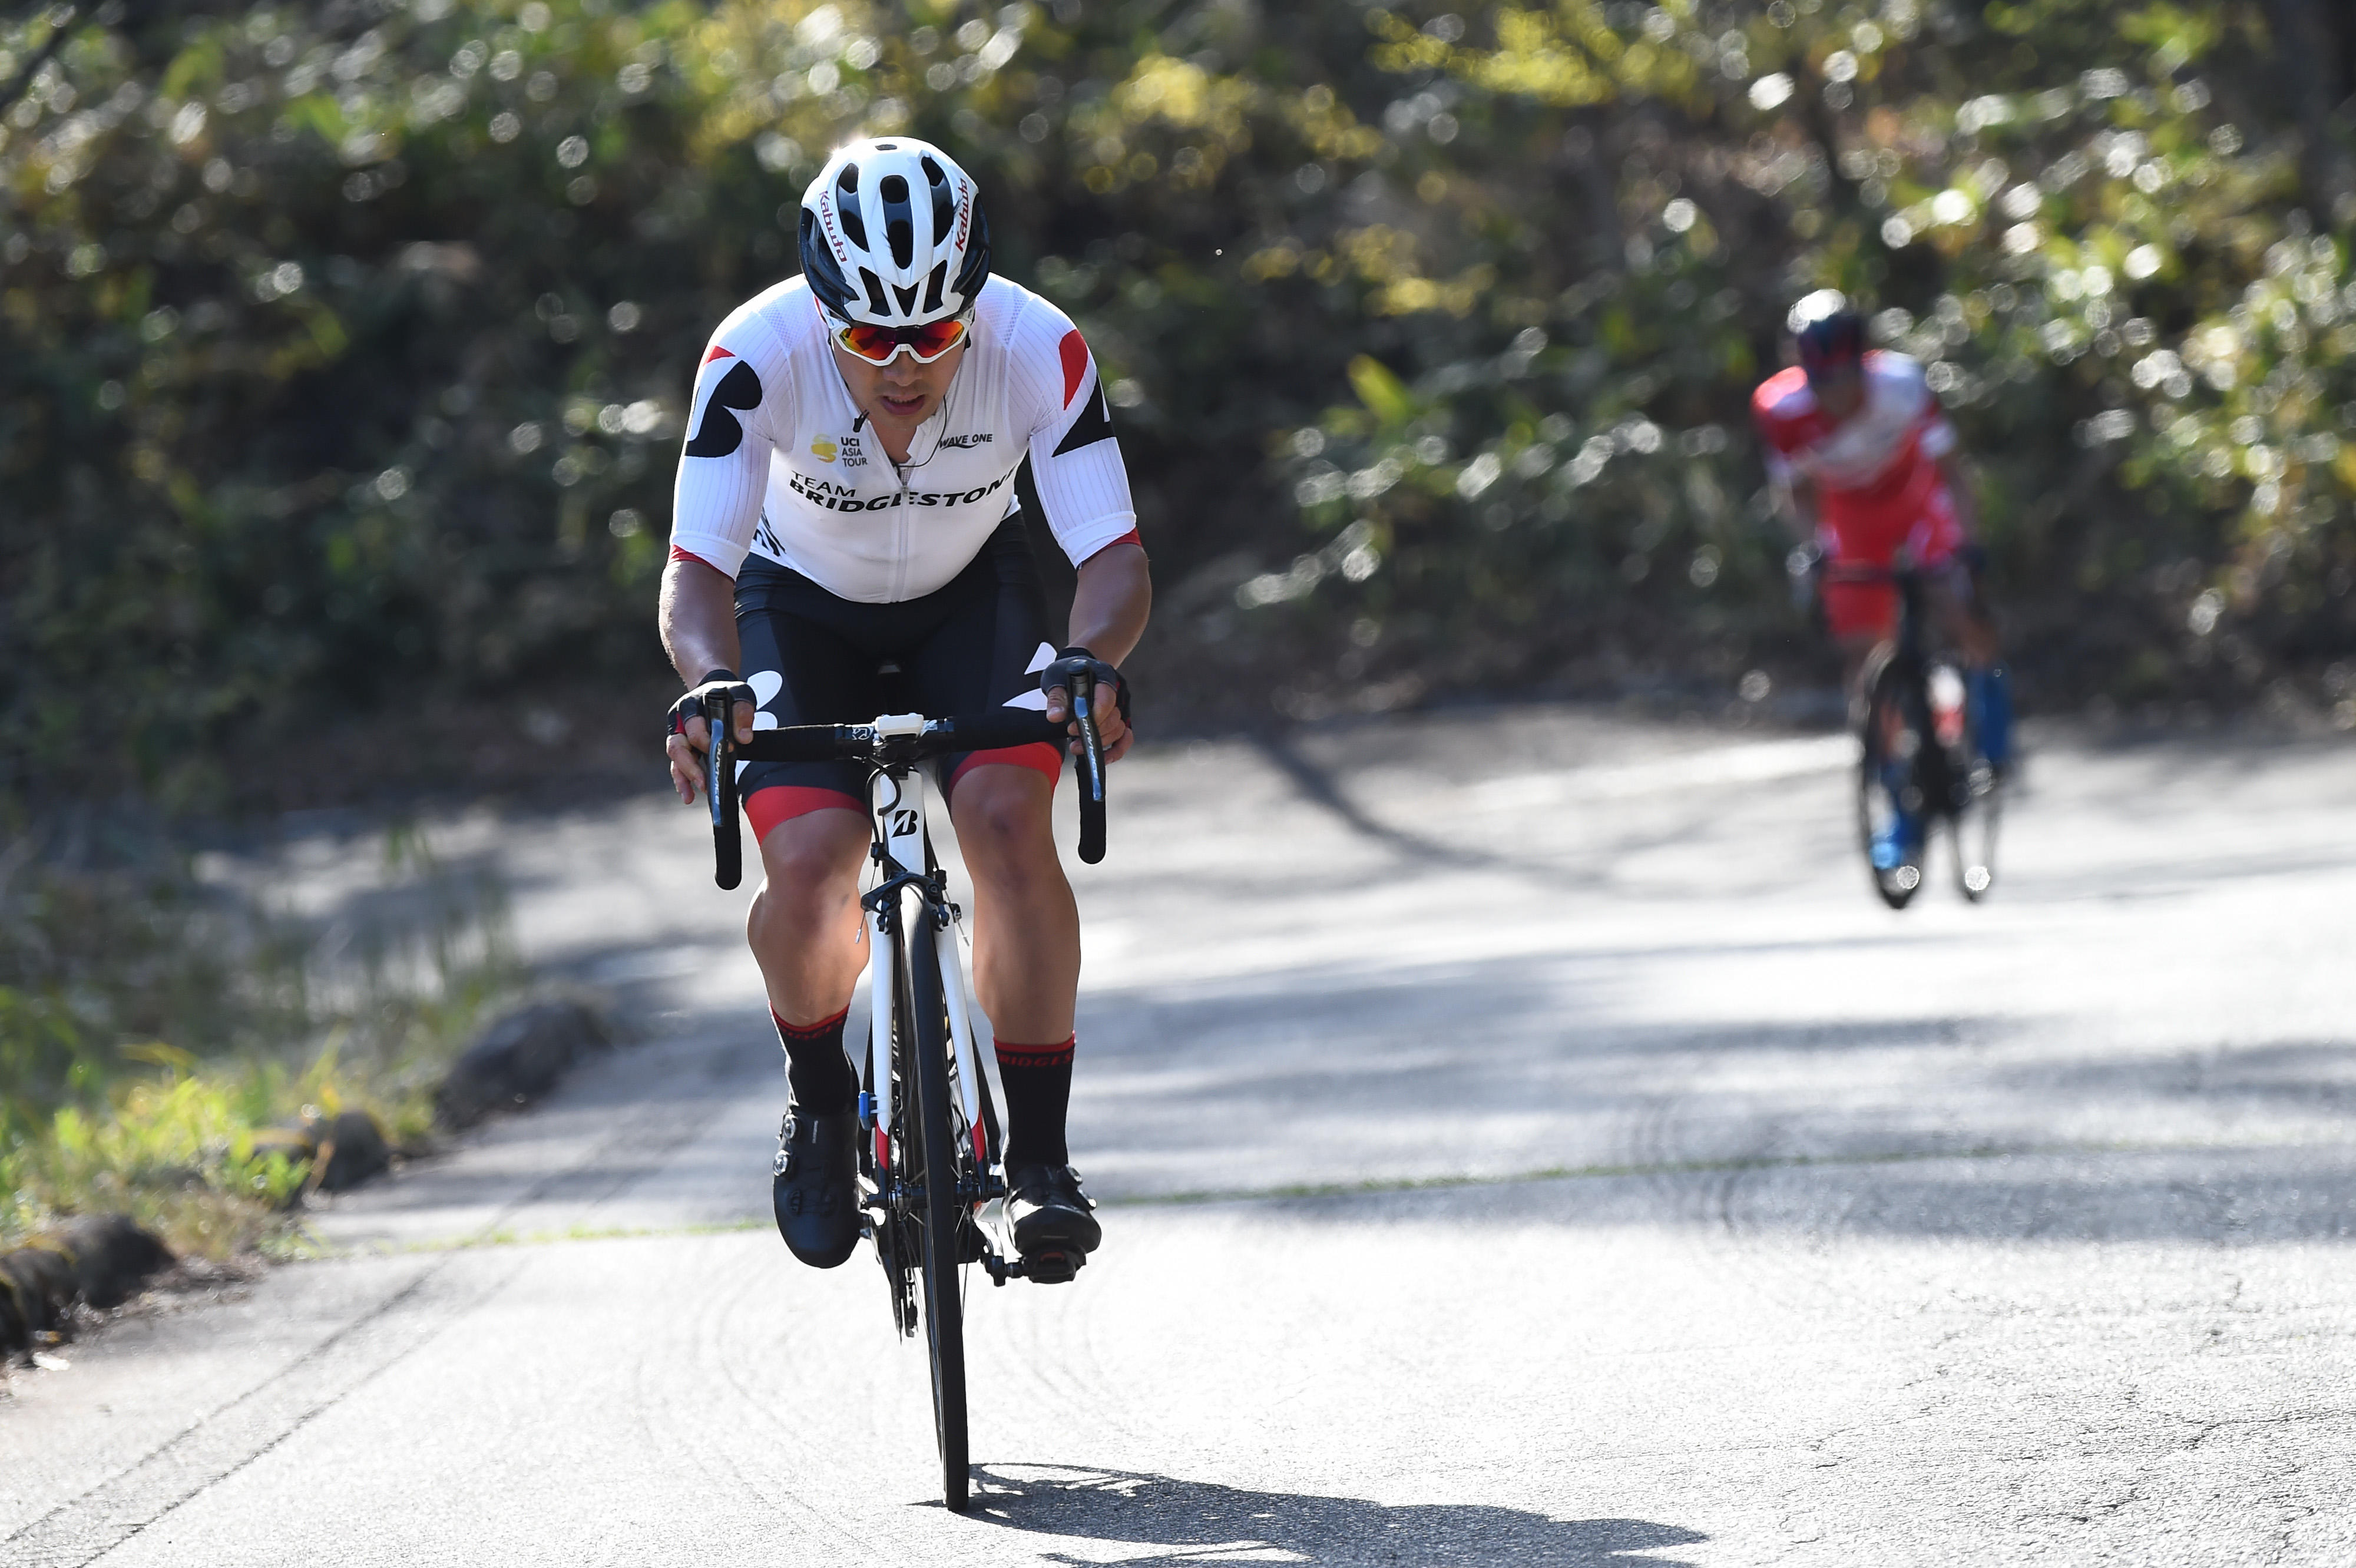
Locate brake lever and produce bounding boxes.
[1071,671,1107,866]
[706,689,742,890]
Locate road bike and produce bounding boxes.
[696,677,1110,1513]
[1832,560,2002,909]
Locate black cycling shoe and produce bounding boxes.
[1006,1164,1100,1284]
[772,1108,861,1269]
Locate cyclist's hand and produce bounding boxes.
[1041,647,1133,763]
[665,670,757,805]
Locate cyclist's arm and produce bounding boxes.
[1069,542,1149,669]
[1769,461,1820,545]
[659,558,757,803]
[660,316,786,799]
[1013,303,1149,759]
[1935,448,1980,538]
[1055,541,1150,762]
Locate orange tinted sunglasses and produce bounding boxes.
[827,312,972,365]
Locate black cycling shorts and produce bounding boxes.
[733,517,1063,841]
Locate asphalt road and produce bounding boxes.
[8,706,2356,1566]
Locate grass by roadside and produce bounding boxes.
[1,821,525,1259]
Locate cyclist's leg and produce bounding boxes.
[1823,527,1920,861]
[749,815,871,1036]
[948,764,1103,1271]
[949,763,1077,1071]
[735,563,886,1090]
[1915,500,2013,768]
[906,523,1090,1186]
[734,564,902,1268]
[1818,532,1899,710]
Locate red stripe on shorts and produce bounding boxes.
[947,742,1064,799]
[746,784,863,843]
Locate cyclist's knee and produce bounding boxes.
[757,812,868,898]
[950,770,1055,870]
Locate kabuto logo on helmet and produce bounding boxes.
[798,137,992,328]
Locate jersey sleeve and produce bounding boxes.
[1751,378,1801,487]
[1009,304,1139,567]
[1916,411,1959,461]
[669,309,788,578]
[1878,351,1959,461]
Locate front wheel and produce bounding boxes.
[1856,653,1926,910]
[906,909,970,1513]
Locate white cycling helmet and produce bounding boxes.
[797,137,991,327]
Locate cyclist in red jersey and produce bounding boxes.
[1752,290,2013,864]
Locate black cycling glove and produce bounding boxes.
[1038,646,1131,725]
[667,669,757,743]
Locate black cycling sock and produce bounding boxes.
[773,1008,856,1114]
[994,1036,1074,1169]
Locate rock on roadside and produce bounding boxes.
[0,1214,174,1358]
[434,999,612,1130]
[252,1109,396,1197]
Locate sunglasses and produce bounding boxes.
[825,311,972,366]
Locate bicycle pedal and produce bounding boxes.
[1021,1249,1084,1285]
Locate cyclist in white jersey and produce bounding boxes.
[659,138,1150,1280]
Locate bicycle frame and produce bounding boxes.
[694,689,1110,1513]
[1825,558,2000,904]
[857,719,995,1218]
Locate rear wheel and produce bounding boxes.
[1855,653,1926,910]
[1950,747,2002,902]
[906,909,970,1513]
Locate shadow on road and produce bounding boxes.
[965,1463,1704,1566]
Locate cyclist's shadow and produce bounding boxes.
[966,1464,1704,1566]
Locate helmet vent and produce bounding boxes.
[837,196,868,252]
[859,267,890,317]
[922,262,945,315]
[879,173,914,269]
[928,179,955,250]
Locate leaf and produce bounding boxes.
[1346,355,1418,428]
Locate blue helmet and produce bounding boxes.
[1788,288,1865,378]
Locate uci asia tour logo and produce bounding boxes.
[810,433,866,467]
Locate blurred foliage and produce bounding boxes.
[4,0,2356,821]
[0,822,521,1254]
[1247,0,2356,722]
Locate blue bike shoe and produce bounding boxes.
[1870,816,1921,871]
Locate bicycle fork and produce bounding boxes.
[858,766,999,1206]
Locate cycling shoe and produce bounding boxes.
[1869,818,1922,872]
[772,1107,861,1269]
[1007,1163,1100,1284]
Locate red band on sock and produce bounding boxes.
[994,1035,1076,1069]
[772,1006,849,1040]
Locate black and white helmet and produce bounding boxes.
[797,137,991,327]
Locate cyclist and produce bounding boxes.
[1752,289,2013,870]
[659,138,1150,1282]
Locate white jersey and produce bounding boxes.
[667,274,1137,603]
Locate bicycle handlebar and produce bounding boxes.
[702,705,1109,889]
